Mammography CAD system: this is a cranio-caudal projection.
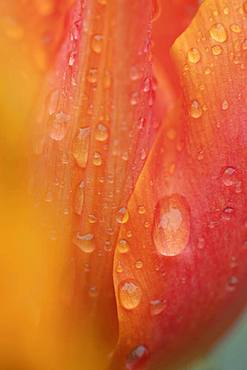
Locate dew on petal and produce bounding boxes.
[190,100,202,119]
[222,100,229,110]
[87,68,98,83]
[48,112,70,141]
[93,151,102,166]
[152,194,190,256]
[209,23,228,43]
[73,232,95,253]
[117,239,129,254]
[95,123,109,142]
[91,34,104,53]
[135,260,143,269]
[74,181,85,215]
[230,23,242,33]
[125,345,149,370]
[119,280,142,310]
[187,48,201,64]
[150,299,166,316]
[211,44,223,56]
[116,207,129,224]
[72,127,90,168]
[222,166,237,186]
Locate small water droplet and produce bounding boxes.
[211,45,223,56]
[190,100,202,118]
[187,48,201,64]
[138,205,146,215]
[95,123,109,142]
[150,299,166,316]
[68,51,76,66]
[88,214,97,224]
[91,34,103,53]
[197,237,205,250]
[230,23,241,33]
[117,239,129,254]
[152,194,190,256]
[73,232,95,253]
[227,276,238,291]
[119,280,142,310]
[126,345,149,370]
[93,151,102,166]
[116,207,129,224]
[143,77,152,92]
[222,100,229,110]
[72,127,90,168]
[222,207,234,221]
[87,68,98,83]
[130,66,140,81]
[222,166,237,186]
[74,181,84,215]
[135,260,143,269]
[209,23,228,43]
[48,112,70,141]
[47,89,59,115]
[88,286,98,298]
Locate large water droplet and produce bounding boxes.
[119,280,142,310]
[126,345,149,370]
[209,23,228,43]
[72,127,90,168]
[48,112,70,141]
[152,194,190,256]
[73,232,95,253]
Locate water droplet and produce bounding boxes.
[116,207,129,224]
[73,232,95,253]
[242,39,247,50]
[209,23,228,43]
[222,100,229,110]
[72,127,90,168]
[88,286,98,298]
[98,0,107,4]
[222,166,237,186]
[126,345,149,370]
[93,151,102,166]
[130,66,140,81]
[222,207,234,221]
[68,51,76,66]
[138,205,146,215]
[117,239,129,254]
[211,45,223,56]
[135,260,143,269]
[119,280,142,310]
[88,214,97,224]
[87,68,98,83]
[152,194,190,256]
[227,276,238,291]
[74,181,84,215]
[91,34,103,53]
[187,48,201,64]
[190,100,202,118]
[48,112,70,141]
[230,23,242,33]
[95,123,109,142]
[143,77,152,92]
[130,92,138,106]
[197,237,205,250]
[150,299,166,316]
[47,89,59,115]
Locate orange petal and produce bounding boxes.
[112,0,247,369]
[31,0,157,367]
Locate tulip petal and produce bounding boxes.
[31,0,157,363]
[112,0,247,368]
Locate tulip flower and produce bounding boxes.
[2,0,247,369]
